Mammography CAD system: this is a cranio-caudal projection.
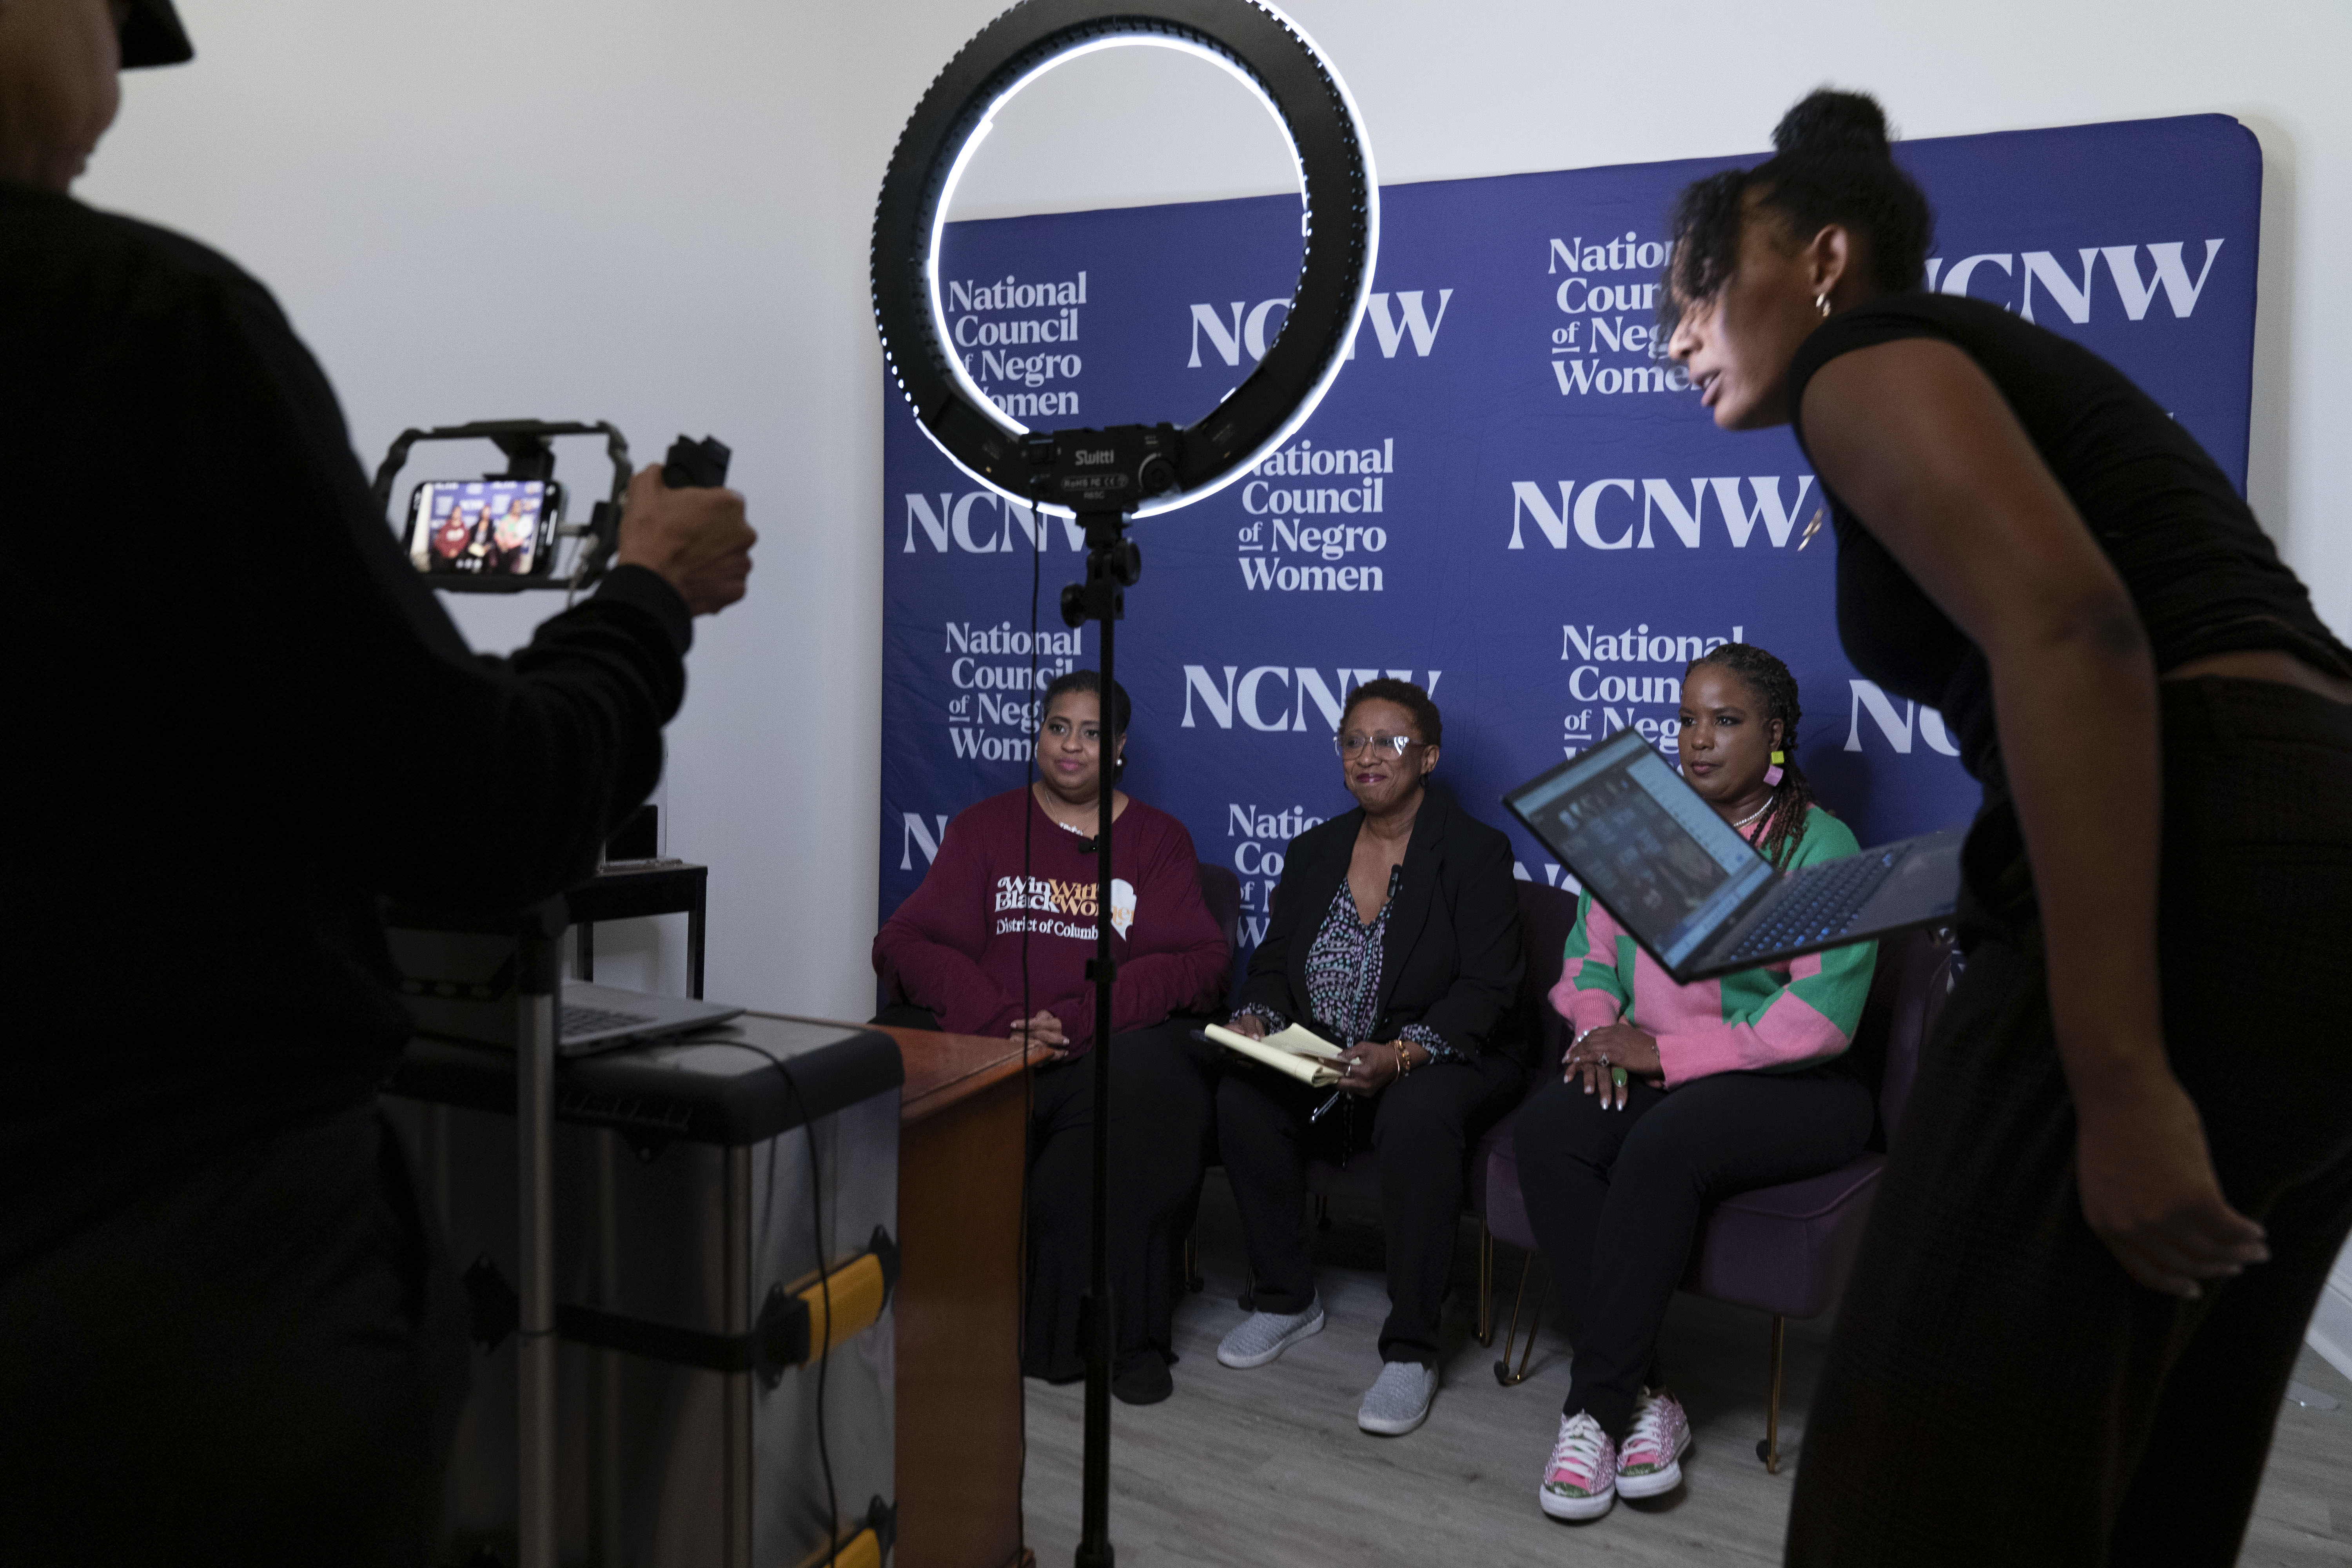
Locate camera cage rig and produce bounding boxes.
[370,419,633,594]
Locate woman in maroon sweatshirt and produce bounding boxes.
[873,671,1228,1403]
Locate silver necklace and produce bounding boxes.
[1035,785,1095,835]
[1730,797,1773,830]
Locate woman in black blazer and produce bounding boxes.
[1214,679,1525,1436]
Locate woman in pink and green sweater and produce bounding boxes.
[1522,644,1879,1523]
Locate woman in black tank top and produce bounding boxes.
[1651,91,2352,1566]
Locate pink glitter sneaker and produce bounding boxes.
[1539,1412,1617,1521]
[1616,1388,1692,1498]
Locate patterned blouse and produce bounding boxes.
[1239,881,1462,1063]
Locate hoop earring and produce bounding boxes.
[1815,293,1831,319]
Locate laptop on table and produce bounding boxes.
[1503,727,1964,984]
[387,926,745,1057]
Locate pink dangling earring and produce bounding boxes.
[1765,749,1786,788]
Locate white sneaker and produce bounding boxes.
[1215,1299,1325,1369]
[1356,1360,1438,1435]
[1615,1388,1691,1498]
[1539,1412,1617,1521]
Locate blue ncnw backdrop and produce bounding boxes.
[882,114,2261,984]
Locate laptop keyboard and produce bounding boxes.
[1720,849,1902,964]
[561,1004,657,1038]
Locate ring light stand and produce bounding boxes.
[871,5,1376,1561]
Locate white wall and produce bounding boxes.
[87,0,2352,1037]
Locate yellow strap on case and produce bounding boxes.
[790,1524,883,1568]
[798,1250,888,1358]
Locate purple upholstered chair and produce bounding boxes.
[1180,862,1242,1292]
[1481,925,1956,1471]
[1289,879,1582,1341]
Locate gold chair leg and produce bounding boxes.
[1183,1230,1203,1293]
[1490,1252,1531,1385]
[1477,1223,1495,1347]
[1490,1251,1548,1387]
[1755,1313,1786,1473]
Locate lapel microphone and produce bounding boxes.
[1386,863,1405,903]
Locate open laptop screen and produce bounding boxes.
[1507,730,1775,968]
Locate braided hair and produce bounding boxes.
[1685,643,1818,869]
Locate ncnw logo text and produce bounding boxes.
[1929,240,2223,322]
[1189,290,1453,367]
[1181,666,1443,731]
[1507,477,1816,550]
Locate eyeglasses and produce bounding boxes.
[1334,732,1416,758]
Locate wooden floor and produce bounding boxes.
[1020,1171,2352,1565]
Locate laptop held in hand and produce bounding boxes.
[1503,727,1963,984]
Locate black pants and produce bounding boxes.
[875,1006,1216,1381]
[1023,1019,1218,1380]
[1513,1065,1874,1441]
[1788,679,2352,1567]
[0,1104,472,1568]
[1218,1050,1524,1366]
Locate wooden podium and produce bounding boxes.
[883,1025,1035,1568]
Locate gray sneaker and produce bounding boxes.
[1215,1299,1325,1368]
[1356,1360,1438,1435]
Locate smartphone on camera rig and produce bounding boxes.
[372,419,730,594]
[404,477,564,580]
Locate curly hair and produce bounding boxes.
[1684,642,1818,868]
[1339,677,1442,749]
[1659,88,1934,335]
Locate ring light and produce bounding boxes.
[871,13,1376,1559]
[871,0,1378,519]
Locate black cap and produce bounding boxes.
[120,0,193,69]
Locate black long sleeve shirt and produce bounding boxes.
[0,184,693,1272]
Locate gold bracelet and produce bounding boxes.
[1392,1040,1412,1078]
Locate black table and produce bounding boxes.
[567,860,707,998]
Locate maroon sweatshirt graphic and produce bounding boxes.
[873,788,1229,1054]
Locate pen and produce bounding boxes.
[1312,1039,1358,1121]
